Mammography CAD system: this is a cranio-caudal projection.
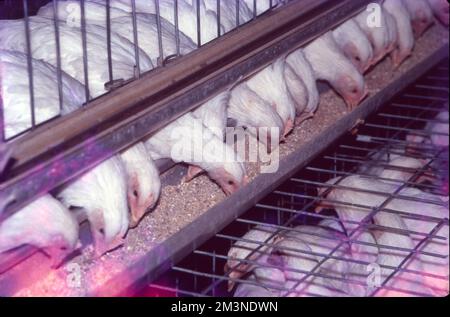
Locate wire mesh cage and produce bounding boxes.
[0,0,279,142]
[142,60,449,297]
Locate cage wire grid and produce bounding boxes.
[141,60,450,297]
[1,0,278,142]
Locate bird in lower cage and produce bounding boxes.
[38,1,197,66]
[245,57,297,138]
[315,175,439,296]
[0,195,80,268]
[318,218,380,297]
[193,91,231,140]
[303,32,367,110]
[57,157,130,257]
[273,237,352,297]
[225,225,282,291]
[228,83,285,149]
[383,0,415,67]
[426,0,449,26]
[0,49,86,139]
[406,110,449,149]
[281,225,359,296]
[145,112,248,196]
[96,0,223,45]
[359,153,435,186]
[403,0,435,38]
[120,143,161,228]
[0,18,153,98]
[285,49,319,124]
[332,19,374,73]
[388,187,449,296]
[234,269,284,297]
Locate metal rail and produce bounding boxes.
[0,0,371,218]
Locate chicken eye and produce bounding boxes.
[99,228,105,235]
[133,190,139,198]
[355,56,361,62]
[228,180,235,186]
[60,246,68,251]
[351,88,359,94]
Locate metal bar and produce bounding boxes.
[236,0,240,27]
[415,84,449,92]
[79,0,90,102]
[364,123,449,137]
[106,0,113,82]
[22,0,36,129]
[52,0,64,112]
[0,0,373,218]
[154,0,164,66]
[131,0,140,77]
[402,93,448,102]
[390,102,443,111]
[377,112,449,124]
[196,0,201,47]
[174,0,180,56]
[217,0,221,37]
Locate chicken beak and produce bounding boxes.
[283,119,294,138]
[391,49,411,69]
[93,236,125,258]
[130,194,155,228]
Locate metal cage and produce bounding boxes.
[143,60,449,297]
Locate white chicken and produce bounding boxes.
[0,195,79,268]
[94,0,222,45]
[234,269,284,297]
[315,175,442,296]
[403,0,434,38]
[0,49,85,139]
[120,142,161,228]
[228,83,284,148]
[285,48,319,123]
[38,1,197,65]
[360,153,434,185]
[225,225,282,291]
[303,32,367,110]
[332,19,374,73]
[57,157,129,257]
[407,110,449,148]
[0,18,153,98]
[193,91,230,139]
[387,187,449,296]
[145,112,247,196]
[246,58,296,138]
[383,0,415,67]
[354,4,392,65]
[426,0,449,26]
